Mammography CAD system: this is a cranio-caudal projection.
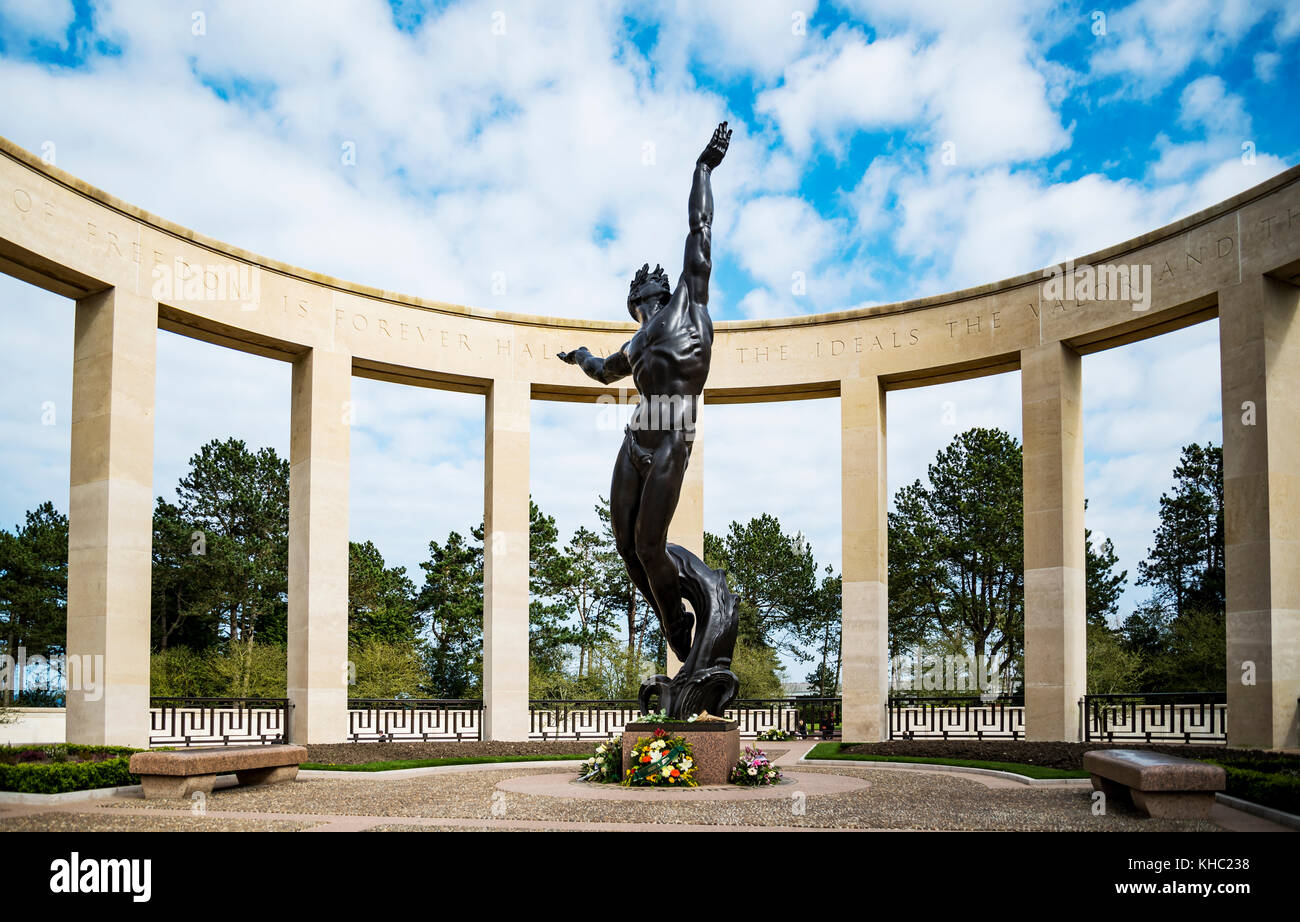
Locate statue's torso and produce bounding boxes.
[625,288,711,442]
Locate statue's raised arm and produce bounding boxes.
[682,121,730,309]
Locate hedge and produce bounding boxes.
[0,746,141,794]
[1205,758,1300,817]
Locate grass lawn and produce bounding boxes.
[301,752,587,772]
[803,742,1090,780]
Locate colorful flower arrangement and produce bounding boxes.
[756,728,795,741]
[623,728,697,787]
[576,734,622,784]
[730,746,783,786]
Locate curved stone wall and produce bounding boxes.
[2,137,1296,748]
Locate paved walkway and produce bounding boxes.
[1,740,1287,832]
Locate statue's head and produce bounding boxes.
[628,263,671,322]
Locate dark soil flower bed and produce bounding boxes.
[304,740,595,765]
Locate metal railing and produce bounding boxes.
[527,697,843,740]
[149,697,290,747]
[1081,692,1227,743]
[347,699,482,742]
[150,697,840,745]
[146,693,1230,747]
[888,695,1025,739]
[732,697,841,739]
[529,699,639,740]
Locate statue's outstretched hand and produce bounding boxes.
[698,121,731,169]
[557,348,587,364]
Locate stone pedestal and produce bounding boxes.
[622,721,740,786]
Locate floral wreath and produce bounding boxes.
[623,729,698,787]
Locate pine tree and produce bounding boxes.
[0,502,68,703]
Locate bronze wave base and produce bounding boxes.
[638,543,741,720]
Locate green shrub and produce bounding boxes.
[348,640,427,698]
[1203,756,1300,816]
[0,745,140,794]
[150,643,288,697]
[150,646,210,697]
[204,643,287,698]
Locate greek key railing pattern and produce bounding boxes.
[150,694,1227,746]
[147,697,847,745]
[347,699,482,741]
[888,696,1026,740]
[730,698,841,739]
[529,700,639,740]
[1082,692,1227,743]
[528,698,843,740]
[149,697,290,747]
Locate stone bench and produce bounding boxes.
[129,745,308,799]
[1083,749,1225,819]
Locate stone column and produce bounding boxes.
[841,376,889,741]
[483,379,531,740]
[1219,274,1300,750]
[287,348,351,744]
[66,287,156,748]
[1021,342,1086,741]
[665,395,704,678]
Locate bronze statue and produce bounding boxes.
[559,122,740,719]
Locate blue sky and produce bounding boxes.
[0,0,1295,679]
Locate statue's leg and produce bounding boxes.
[634,432,692,663]
[610,441,659,624]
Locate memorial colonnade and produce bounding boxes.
[1,138,1296,749]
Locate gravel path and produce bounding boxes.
[49,763,1216,831]
[0,811,312,832]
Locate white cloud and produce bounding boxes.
[1082,321,1223,620]
[851,139,1287,298]
[1149,76,1286,188]
[1088,0,1297,97]
[1179,76,1249,136]
[0,278,73,529]
[1253,51,1281,82]
[756,30,924,157]
[731,194,850,313]
[637,0,824,83]
[704,399,842,573]
[0,0,75,38]
[756,10,1070,168]
[886,373,1023,507]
